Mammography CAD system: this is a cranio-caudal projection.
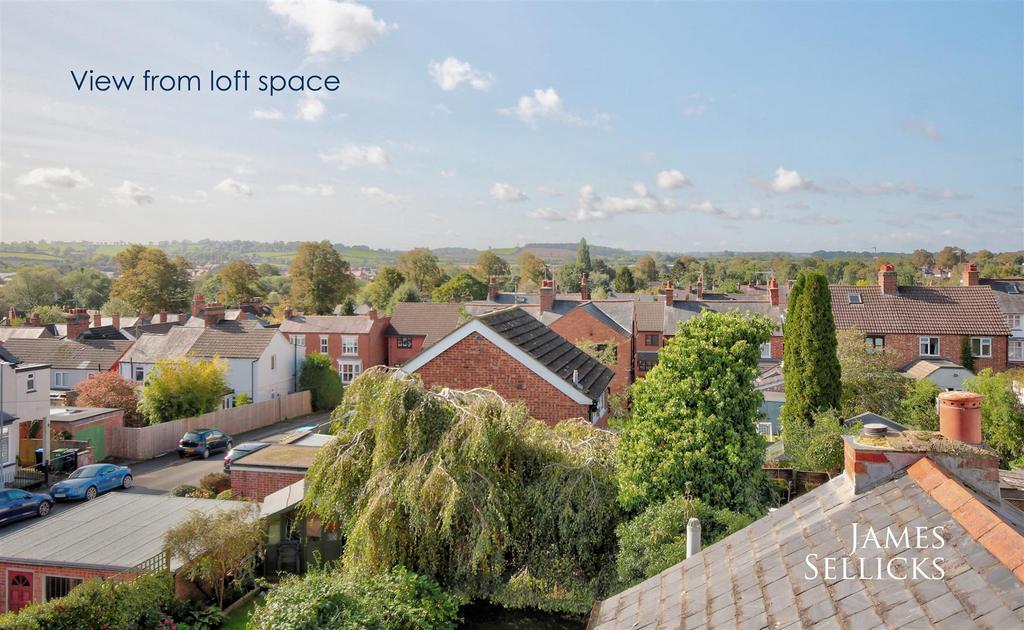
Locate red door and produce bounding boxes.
[8,572,32,612]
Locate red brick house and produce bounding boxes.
[548,302,633,395]
[400,307,614,426]
[830,265,1011,372]
[280,311,389,386]
[384,302,462,366]
[978,274,1024,368]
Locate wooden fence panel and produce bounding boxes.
[108,391,313,460]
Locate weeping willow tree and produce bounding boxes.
[301,368,621,613]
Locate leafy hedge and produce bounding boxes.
[298,353,344,411]
[252,566,459,630]
[0,572,174,630]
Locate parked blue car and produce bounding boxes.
[0,489,53,525]
[49,464,133,501]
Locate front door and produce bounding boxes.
[8,571,33,612]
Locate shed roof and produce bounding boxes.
[0,327,53,341]
[230,443,321,471]
[900,358,971,380]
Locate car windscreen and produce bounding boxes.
[69,467,99,479]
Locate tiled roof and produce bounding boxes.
[386,303,462,348]
[830,285,1011,336]
[281,315,376,335]
[0,327,52,341]
[0,344,20,364]
[122,319,277,361]
[0,338,131,370]
[635,299,784,336]
[901,359,969,380]
[590,458,1024,630]
[979,279,1024,315]
[477,307,614,401]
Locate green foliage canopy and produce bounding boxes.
[431,272,487,303]
[110,244,192,313]
[299,352,344,412]
[965,369,1024,464]
[138,356,229,423]
[289,241,356,315]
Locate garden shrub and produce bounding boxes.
[215,489,234,500]
[252,566,459,630]
[171,484,200,497]
[200,472,232,495]
[298,353,344,411]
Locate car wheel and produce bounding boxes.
[85,486,97,501]
[37,501,51,517]
[121,475,133,489]
[201,448,210,460]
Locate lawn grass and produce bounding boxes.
[223,597,257,630]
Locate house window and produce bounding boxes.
[919,337,940,357]
[1,425,9,465]
[970,337,992,358]
[26,373,35,393]
[54,372,68,388]
[339,362,361,384]
[1010,340,1024,362]
[271,355,277,370]
[644,334,659,346]
[865,336,885,353]
[293,335,305,348]
[638,358,657,373]
[45,576,82,601]
[1008,314,1023,330]
[342,336,358,355]
[134,366,145,382]
[319,336,329,354]
[397,336,413,349]
[760,342,772,359]
[756,422,775,438]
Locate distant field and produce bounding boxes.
[95,245,127,256]
[0,251,63,261]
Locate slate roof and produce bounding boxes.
[0,327,52,341]
[0,338,131,370]
[635,299,784,336]
[386,303,462,348]
[281,315,376,335]
[121,319,277,361]
[590,460,1024,630]
[830,285,1011,336]
[477,307,614,401]
[979,279,1024,316]
[0,344,20,364]
[843,411,908,432]
[467,298,635,335]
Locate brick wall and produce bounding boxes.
[231,468,305,501]
[51,409,125,462]
[387,335,426,366]
[769,335,784,360]
[288,328,387,371]
[0,562,116,612]
[868,333,1008,372]
[414,332,593,426]
[549,307,632,394]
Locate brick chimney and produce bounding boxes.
[539,279,555,314]
[487,276,499,302]
[92,311,102,328]
[367,308,378,321]
[65,307,91,339]
[878,264,898,294]
[192,293,206,318]
[695,279,704,300]
[843,391,999,500]
[112,312,121,329]
[284,306,293,320]
[6,306,15,323]
[159,310,168,323]
[203,302,225,328]
[580,273,591,301]
[768,276,780,307]
[664,280,674,306]
[962,263,979,287]
[29,312,41,327]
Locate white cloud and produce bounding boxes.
[792,213,844,226]
[688,200,763,221]
[433,104,452,115]
[110,180,155,205]
[16,167,90,189]
[428,57,494,91]
[360,186,399,203]
[213,178,253,196]
[655,169,692,190]
[527,207,566,222]
[277,183,335,196]
[919,187,972,201]
[770,167,814,193]
[268,0,395,57]
[296,93,325,121]
[748,207,765,220]
[318,144,390,169]
[689,199,724,216]
[575,183,673,221]
[439,169,457,179]
[491,182,528,202]
[500,88,609,127]
[537,185,563,197]
[903,119,941,141]
[252,108,285,120]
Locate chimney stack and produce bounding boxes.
[6,306,15,324]
[878,264,898,294]
[768,277,780,307]
[192,294,206,318]
[696,279,704,300]
[962,263,979,287]
[664,280,674,306]
[938,391,983,445]
[487,276,499,302]
[367,308,378,321]
[203,302,225,328]
[580,273,591,301]
[686,518,702,559]
[29,312,41,327]
[539,279,555,314]
[92,311,102,328]
[112,312,121,330]
[65,307,91,339]
[159,310,168,323]
[284,306,293,320]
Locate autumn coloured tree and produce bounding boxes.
[397,248,447,293]
[516,251,547,288]
[72,372,143,426]
[216,260,264,304]
[288,241,356,315]
[110,244,192,313]
[475,250,510,279]
[634,255,659,282]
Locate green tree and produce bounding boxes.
[61,268,111,309]
[475,250,510,279]
[911,249,934,269]
[0,265,63,309]
[388,282,421,312]
[576,238,592,273]
[100,296,135,316]
[431,272,487,303]
[781,271,841,436]
[299,353,344,412]
[29,305,67,324]
[897,379,941,430]
[288,241,356,315]
[516,251,547,288]
[960,336,975,372]
[138,357,229,424]
[110,245,192,313]
[837,329,907,418]
[965,369,1024,464]
[634,255,658,282]
[618,311,773,514]
[216,260,264,304]
[612,266,636,293]
[935,245,963,270]
[339,297,357,316]
[785,409,851,473]
[554,260,582,293]
[364,266,405,312]
[397,248,446,293]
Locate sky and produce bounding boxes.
[0,0,1022,253]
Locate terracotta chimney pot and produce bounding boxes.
[938,391,983,445]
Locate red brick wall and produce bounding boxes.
[550,308,632,394]
[282,320,388,372]
[861,333,1008,372]
[414,332,594,426]
[387,335,426,366]
[231,468,306,501]
[51,409,125,461]
[770,335,784,360]
[634,329,662,378]
[0,562,116,612]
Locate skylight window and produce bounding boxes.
[1008,285,1020,294]
[848,293,863,304]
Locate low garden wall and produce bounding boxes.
[108,390,312,460]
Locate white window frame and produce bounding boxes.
[971,337,992,359]
[1009,314,1023,330]
[54,372,68,388]
[757,421,775,437]
[342,336,358,356]
[760,342,772,359]
[134,366,145,382]
[319,335,329,354]
[0,425,9,465]
[919,336,940,357]
[339,360,362,384]
[26,373,35,393]
[1010,340,1024,362]
[293,335,305,348]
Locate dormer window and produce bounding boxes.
[847,293,862,304]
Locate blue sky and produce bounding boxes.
[1,0,1021,252]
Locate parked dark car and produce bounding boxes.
[0,489,54,525]
[223,442,270,471]
[49,464,133,501]
[177,429,233,459]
